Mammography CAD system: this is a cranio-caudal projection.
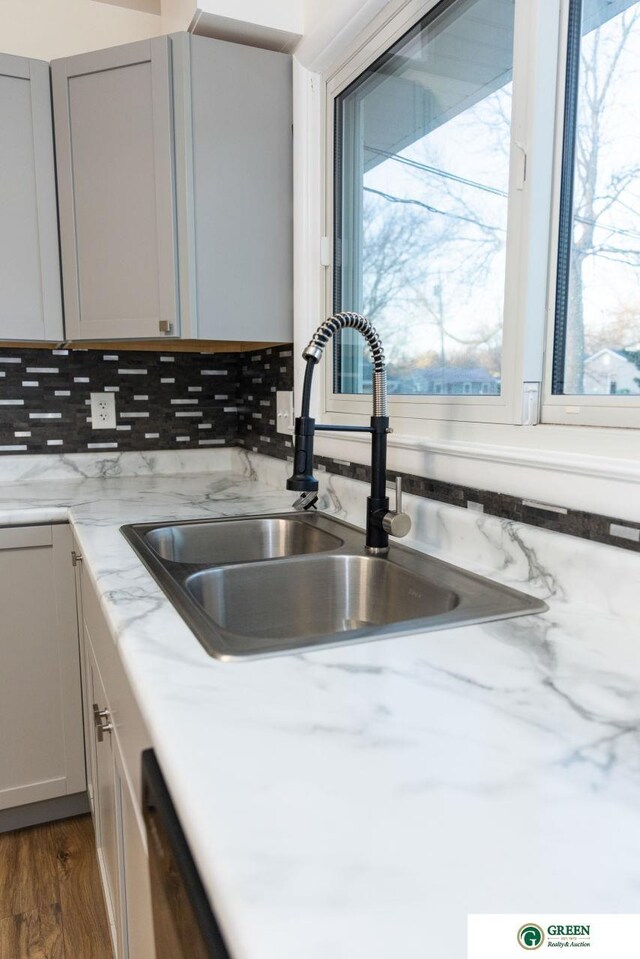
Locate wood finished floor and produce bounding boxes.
[0,815,112,959]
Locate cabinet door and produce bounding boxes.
[0,53,63,341]
[74,549,96,816]
[0,525,85,811]
[177,35,293,342]
[86,637,123,958]
[81,567,155,959]
[52,38,178,340]
[117,746,156,959]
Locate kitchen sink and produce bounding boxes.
[121,512,547,660]
[144,516,343,565]
[186,555,459,647]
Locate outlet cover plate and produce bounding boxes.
[90,392,116,430]
[276,391,294,435]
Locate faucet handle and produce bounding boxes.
[382,477,411,538]
[393,476,403,513]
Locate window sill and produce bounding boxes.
[313,421,640,522]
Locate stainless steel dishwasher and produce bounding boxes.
[142,750,232,959]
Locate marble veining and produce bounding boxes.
[0,448,638,959]
[0,447,239,483]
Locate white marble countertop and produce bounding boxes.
[1,449,638,959]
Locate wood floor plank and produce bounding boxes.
[0,904,64,959]
[0,823,59,920]
[52,817,112,959]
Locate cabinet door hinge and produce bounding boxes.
[71,550,83,567]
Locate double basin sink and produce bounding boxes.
[121,512,547,661]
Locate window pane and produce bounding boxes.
[554,0,640,396]
[333,0,515,396]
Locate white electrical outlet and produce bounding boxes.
[90,392,116,430]
[276,390,294,434]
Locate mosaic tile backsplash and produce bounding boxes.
[0,345,293,455]
[237,349,293,462]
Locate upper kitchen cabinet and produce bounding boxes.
[52,34,293,343]
[52,38,178,342]
[174,35,292,342]
[0,53,63,341]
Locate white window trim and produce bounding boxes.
[541,0,640,428]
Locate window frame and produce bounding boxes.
[321,0,557,430]
[541,0,640,428]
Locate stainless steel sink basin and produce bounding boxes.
[144,516,343,565]
[121,512,547,660]
[186,555,459,644]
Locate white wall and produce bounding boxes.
[303,0,344,35]
[297,0,392,71]
[160,0,196,32]
[198,0,302,33]
[0,0,163,61]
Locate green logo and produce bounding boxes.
[517,924,545,950]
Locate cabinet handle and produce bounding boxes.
[97,718,113,741]
[92,702,113,742]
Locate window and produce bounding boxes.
[547,0,640,419]
[322,0,640,435]
[332,0,515,400]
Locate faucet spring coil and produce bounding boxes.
[304,311,387,374]
[373,370,387,417]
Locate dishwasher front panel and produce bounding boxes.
[142,749,231,959]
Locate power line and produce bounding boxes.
[364,145,509,197]
[364,185,506,232]
[576,214,640,243]
[365,152,640,245]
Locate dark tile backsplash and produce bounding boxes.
[237,347,294,461]
[1,343,637,553]
[0,345,293,455]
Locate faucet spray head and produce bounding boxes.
[286,414,318,493]
[302,343,323,364]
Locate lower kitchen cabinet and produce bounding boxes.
[78,546,156,959]
[0,524,86,829]
[85,633,124,957]
[119,757,157,959]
